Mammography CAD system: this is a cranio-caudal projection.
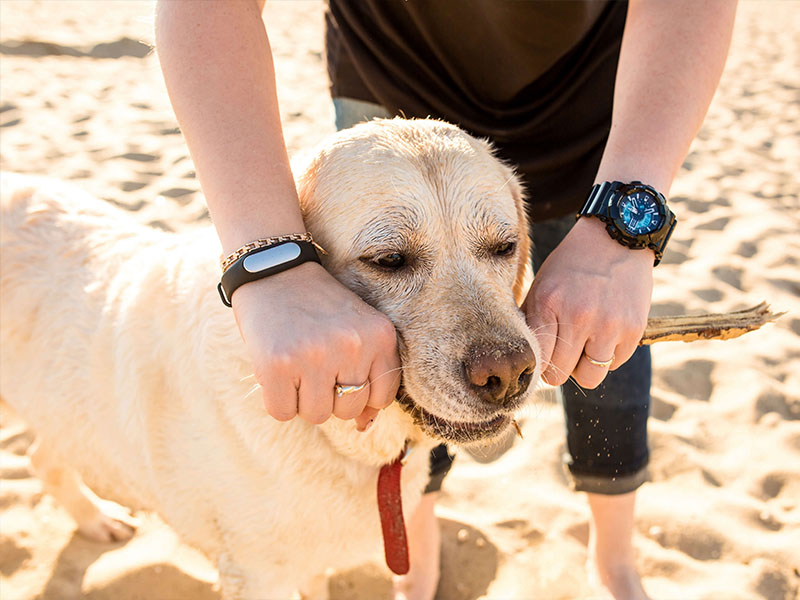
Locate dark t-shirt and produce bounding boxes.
[325,0,627,221]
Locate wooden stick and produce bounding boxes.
[640,302,784,345]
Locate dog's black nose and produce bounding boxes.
[463,341,535,406]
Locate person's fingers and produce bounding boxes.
[259,364,299,422]
[332,378,370,421]
[609,338,639,372]
[297,368,334,425]
[542,322,585,386]
[365,321,401,411]
[354,405,380,432]
[524,298,559,385]
[571,341,617,389]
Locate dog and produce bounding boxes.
[0,118,541,598]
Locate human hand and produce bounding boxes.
[523,217,654,389]
[231,261,401,429]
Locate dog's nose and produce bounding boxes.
[463,341,535,406]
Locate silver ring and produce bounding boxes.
[334,381,368,397]
[583,352,614,368]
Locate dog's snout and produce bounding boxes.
[463,341,535,406]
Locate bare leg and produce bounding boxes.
[29,437,138,542]
[586,491,650,600]
[393,492,441,600]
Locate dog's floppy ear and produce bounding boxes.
[503,169,532,307]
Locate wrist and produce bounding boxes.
[219,237,323,307]
[572,217,656,266]
[211,191,307,256]
[229,260,326,310]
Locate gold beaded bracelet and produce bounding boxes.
[220,233,327,273]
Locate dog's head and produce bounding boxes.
[296,118,541,444]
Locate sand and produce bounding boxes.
[1,1,798,599]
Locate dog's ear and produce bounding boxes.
[291,149,319,224]
[504,169,532,307]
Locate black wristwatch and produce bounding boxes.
[577,180,677,265]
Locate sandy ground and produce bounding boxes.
[1,1,798,599]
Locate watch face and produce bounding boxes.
[618,190,664,235]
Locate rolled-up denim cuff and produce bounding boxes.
[563,459,650,495]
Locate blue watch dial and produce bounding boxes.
[618,191,663,235]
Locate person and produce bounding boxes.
[155,1,737,598]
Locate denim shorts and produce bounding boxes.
[333,98,651,495]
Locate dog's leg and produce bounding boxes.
[29,437,138,542]
[217,552,301,600]
[298,572,329,600]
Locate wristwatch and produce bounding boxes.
[577,180,677,265]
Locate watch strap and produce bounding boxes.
[578,181,620,220]
[218,239,321,307]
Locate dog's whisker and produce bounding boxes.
[496,172,517,193]
[242,383,262,402]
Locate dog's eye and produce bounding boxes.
[493,241,516,256]
[374,252,406,269]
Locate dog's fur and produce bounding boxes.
[0,119,540,598]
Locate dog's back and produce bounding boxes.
[0,173,429,597]
[0,174,224,507]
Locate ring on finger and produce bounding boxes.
[583,352,614,369]
[334,381,368,397]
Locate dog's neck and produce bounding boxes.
[317,403,429,468]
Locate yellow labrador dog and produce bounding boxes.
[0,118,540,599]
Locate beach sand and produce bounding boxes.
[1,2,798,598]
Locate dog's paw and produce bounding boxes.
[77,498,139,543]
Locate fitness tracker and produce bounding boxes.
[217,239,321,307]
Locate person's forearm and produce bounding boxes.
[155,0,304,254]
[595,0,738,193]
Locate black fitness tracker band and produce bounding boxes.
[217,240,321,307]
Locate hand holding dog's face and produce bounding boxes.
[297,119,542,443]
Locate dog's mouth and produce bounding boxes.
[395,385,511,444]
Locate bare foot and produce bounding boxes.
[393,492,441,600]
[586,553,650,600]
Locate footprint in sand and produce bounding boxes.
[0,38,150,59]
[117,152,159,163]
[650,394,678,421]
[0,538,32,576]
[696,216,731,231]
[659,359,715,402]
[711,265,744,290]
[649,301,687,318]
[736,240,759,258]
[692,287,724,302]
[160,188,197,206]
[672,195,711,214]
[655,522,725,561]
[755,471,794,501]
[755,390,800,421]
[120,181,148,193]
[659,247,689,265]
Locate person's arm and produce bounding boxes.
[526,0,737,389]
[155,0,400,426]
[155,0,299,250]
